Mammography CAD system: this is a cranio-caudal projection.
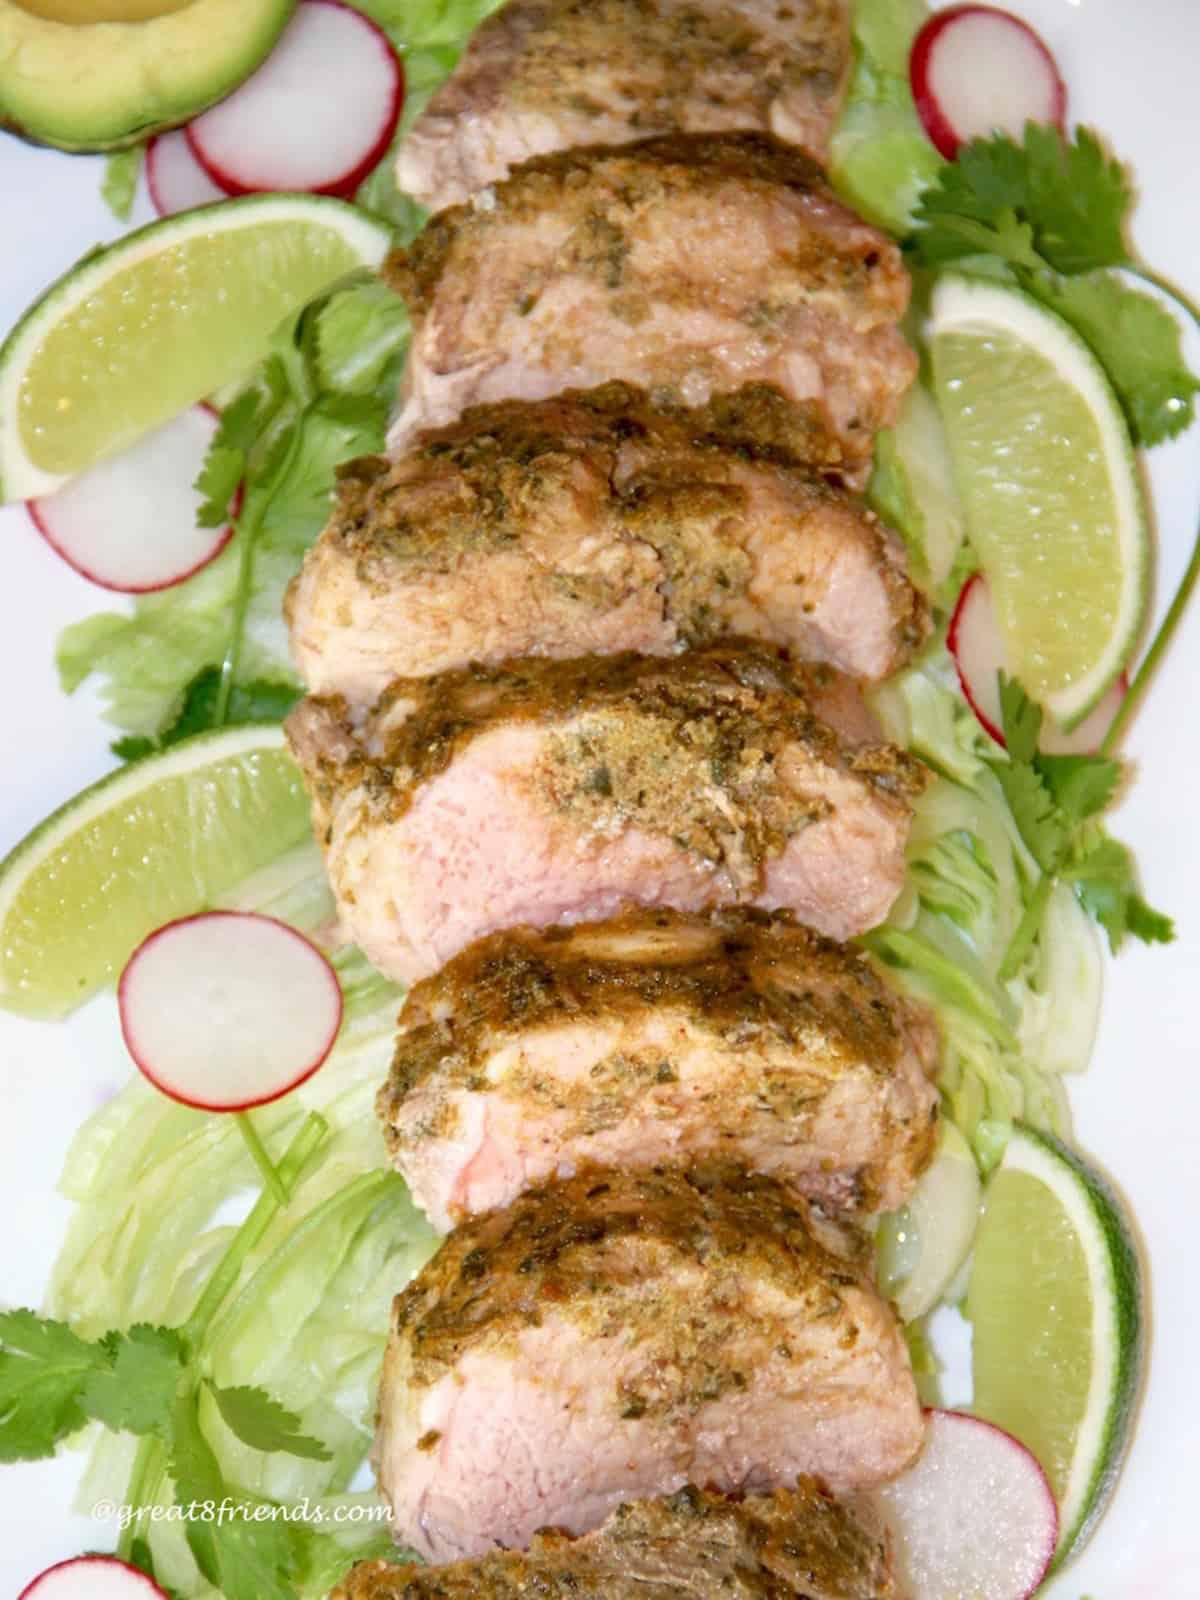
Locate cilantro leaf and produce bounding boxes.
[908,126,1199,451]
[111,668,302,762]
[997,673,1043,764]
[1035,752,1122,823]
[0,1311,109,1460]
[912,125,1132,275]
[209,1383,331,1461]
[1021,125,1131,275]
[990,758,1067,873]
[171,1397,307,1600]
[194,390,263,528]
[1032,271,1200,445]
[1064,835,1175,951]
[80,1326,186,1438]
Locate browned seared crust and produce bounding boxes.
[289,641,927,871]
[289,382,927,697]
[392,134,841,315]
[395,1163,875,1394]
[381,906,939,1215]
[334,1479,895,1599]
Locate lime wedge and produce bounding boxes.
[967,1124,1143,1563]
[0,726,312,1018]
[929,275,1148,727]
[0,194,392,501]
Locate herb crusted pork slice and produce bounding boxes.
[379,907,939,1231]
[335,1480,896,1600]
[385,132,917,483]
[284,642,927,985]
[396,0,852,211]
[376,1164,924,1560]
[286,383,928,706]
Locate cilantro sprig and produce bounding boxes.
[991,676,1172,976]
[911,123,1200,762]
[910,124,1200,448]
[0,1113,380,1600]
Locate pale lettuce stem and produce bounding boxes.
[117,1113,328,1565]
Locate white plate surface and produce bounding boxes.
[1,3,1199,1593]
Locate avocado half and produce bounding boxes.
[0,0,297,152]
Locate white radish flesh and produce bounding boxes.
[146,130,231,217]
[872,1409,1058,1600]
[118,911,343,1111]
[27,406,234,593]
[187,0,403,199]
[947,572,1126,753]
[910,5,1067,161]
[19,1557,168,1600]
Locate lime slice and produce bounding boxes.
[0,194,392,501]
[0,725,312,1018]
[967,1124,1143,1563]
[929,275,1148,727]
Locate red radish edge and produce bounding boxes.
[948,571,1127,753]
[146,129,232,218]
[910,5,1067,160]
[186,0,405,200]
[118,911,344,1113]
[26,406,239,595]
[947,571,1006,743]
[19,1556,168,1600]
[873,1408,1058,1600]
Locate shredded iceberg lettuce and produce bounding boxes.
[868,644,1101,1174]
[49,839,432,1595]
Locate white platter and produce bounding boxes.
[2,2,1199,1593]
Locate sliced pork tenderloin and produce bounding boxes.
[376,1162,924,1560]
[285,642,928,985]
[379,906,940,1230]
[286,382,928,705]
[385,132,917,483]
[397,0,852,211]
[335,1479,896,1600]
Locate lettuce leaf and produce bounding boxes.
[868,646,1097,1170]
[828,0,943,235]
[353,0,507,234]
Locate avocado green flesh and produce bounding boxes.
[0,0,296,151]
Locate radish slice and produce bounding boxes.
[187,0,404,199]
[947,572,1126,753]
[872,1409,1058,1600]
[19,1557,168,1600]
[146,130,231,218]
[27,406,235,594]
[118,911,343,1112]
[910,5,1067,160]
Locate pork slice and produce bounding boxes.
[379,906,939,1229]
[376,1163,923,1560]
[335,1479,896,1599]
[284,642,928,985]
[285,383,928,705]
[396,0,851,210]
[386,132,917,482]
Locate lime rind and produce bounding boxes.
[0,193,392,501]
[982,1124,1144,1565]
[929,274,1148,728]
[0,723,310,1018]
